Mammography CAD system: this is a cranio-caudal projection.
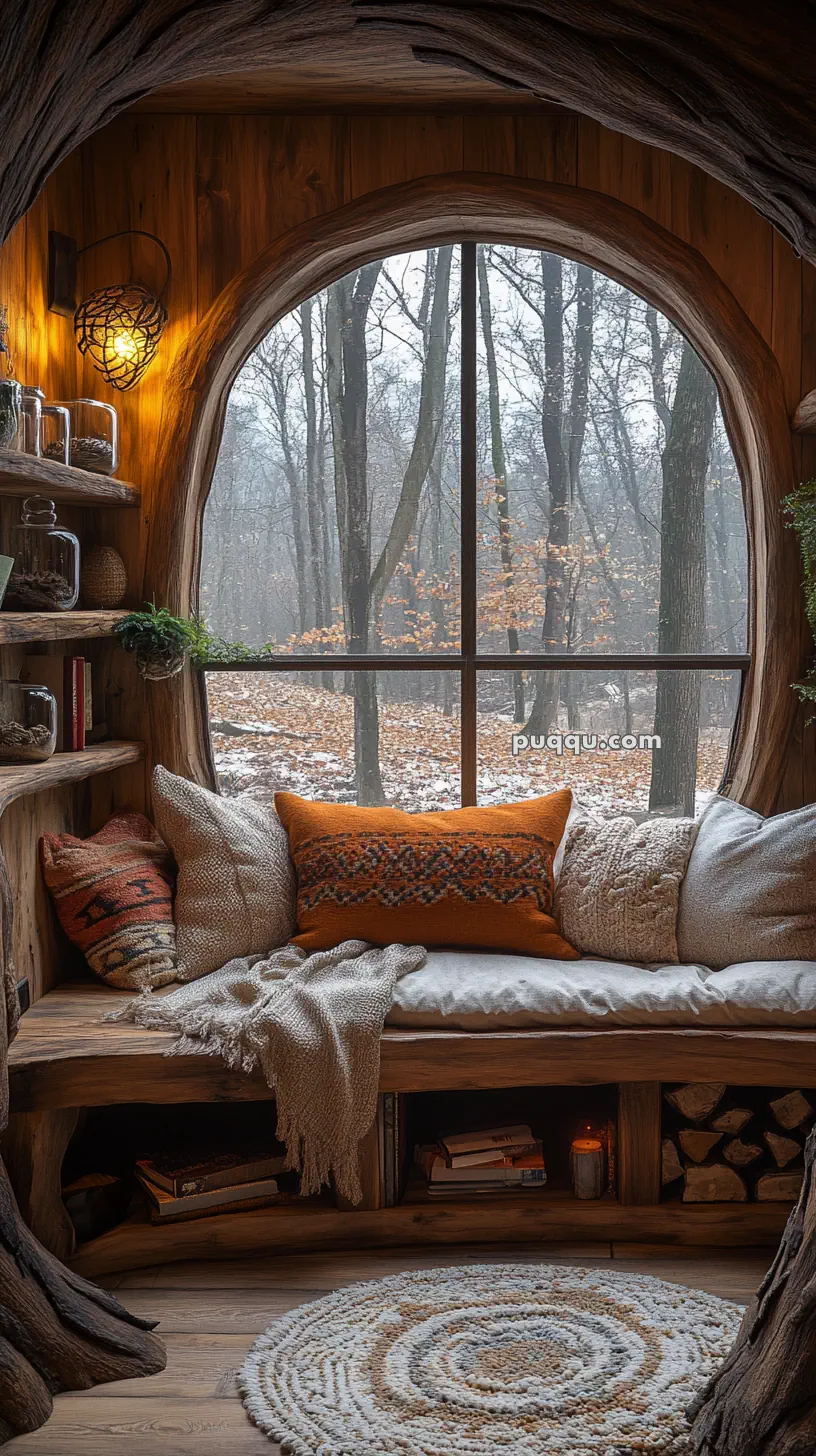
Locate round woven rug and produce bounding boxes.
[239,1263,742,1455]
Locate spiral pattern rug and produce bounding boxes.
[239,1263,742,1454]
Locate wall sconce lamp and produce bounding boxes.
[48,229,171,391]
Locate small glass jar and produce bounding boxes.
[54,399,118,476]
[39,404,71,467]
[0,680,57,762]
[19,386,44,456]
[4,496,80,611]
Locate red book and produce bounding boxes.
[62,656,85,752]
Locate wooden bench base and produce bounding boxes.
[5,982,808,1275]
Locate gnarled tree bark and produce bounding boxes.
[357,1,816,263]
[1,2,816,267]
[0,844,165,1444]
[690,1121,816,1455]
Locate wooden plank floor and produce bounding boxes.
[5,1241,771,1453]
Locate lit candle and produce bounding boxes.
[570,1136,605,1199]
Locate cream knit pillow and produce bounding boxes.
[151,765,296,982]
[555,815,697,964]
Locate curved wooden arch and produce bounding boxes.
[145,171,799,813]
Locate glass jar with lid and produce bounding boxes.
[0,680,57,762]
[19,386,44,456]
[51,399,118,475]
[3,496,80,611]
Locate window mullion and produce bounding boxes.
[460,240,478,804]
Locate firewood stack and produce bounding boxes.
[662,1082,812,1202]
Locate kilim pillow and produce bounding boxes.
[274,789,578,957]
[40,811,177,990]
[152,765,296,982]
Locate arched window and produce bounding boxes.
[200,242,748,817]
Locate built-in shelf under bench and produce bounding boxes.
[6,980,808,1275]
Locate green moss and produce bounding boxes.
[783,480,816,706]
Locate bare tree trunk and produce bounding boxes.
[478,246,525,722]
[649,343,717,814]
[300,298,333,688]
[335,263,386,804]
[525,251,570,735]
[369,247,453,623]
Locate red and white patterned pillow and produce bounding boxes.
[41,810,178,989]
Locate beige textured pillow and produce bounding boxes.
[151,765,296,981]
[555,815,697,964]
[677,795,816,968]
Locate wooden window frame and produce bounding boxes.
[144,176,798,813]
[199,238,750,807]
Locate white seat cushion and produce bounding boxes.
[386,951,816,1030]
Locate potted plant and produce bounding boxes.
[115,604,197,680]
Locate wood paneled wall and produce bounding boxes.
[0,109,813,845]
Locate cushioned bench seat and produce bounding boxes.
[387,952,816,1030]
[10,971,816,1114]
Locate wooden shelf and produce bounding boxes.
[69,1188,792,1278]
[0,448,140,507]
[0,741,145,814]
[0,609,129,645]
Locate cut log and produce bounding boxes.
[723,1138,763,1167]
[769,1090,813,1130]
[691,1121,816,1453]
[764,1131,802,1168]
[710,1107,753,1136]
[682,1164,747,1203]
[755,1171,805,1202]
[665,1083,727,1123]
[662,1137,684,1185]
[679,1129,723,1163]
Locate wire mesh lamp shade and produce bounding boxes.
[74,282,167,391]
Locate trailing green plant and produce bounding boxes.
[117,607,289,674]
[187,624,281,666]
[783,479,816,706]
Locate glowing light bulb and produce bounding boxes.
[112,330,138,361]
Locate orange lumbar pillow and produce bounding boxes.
[274,789,578,959]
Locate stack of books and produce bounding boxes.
[417,1124,547,1198]
[135,1144,293,1224]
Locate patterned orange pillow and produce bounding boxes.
[41,811,177,989]
[274,790,577,958]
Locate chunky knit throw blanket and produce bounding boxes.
[107,939,426,1203]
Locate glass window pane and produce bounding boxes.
[201,249,461,655]
[207,669,460,810]
[476,669,741,816]
[475,244,747,657]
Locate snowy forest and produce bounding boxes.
[200,245,748,816]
